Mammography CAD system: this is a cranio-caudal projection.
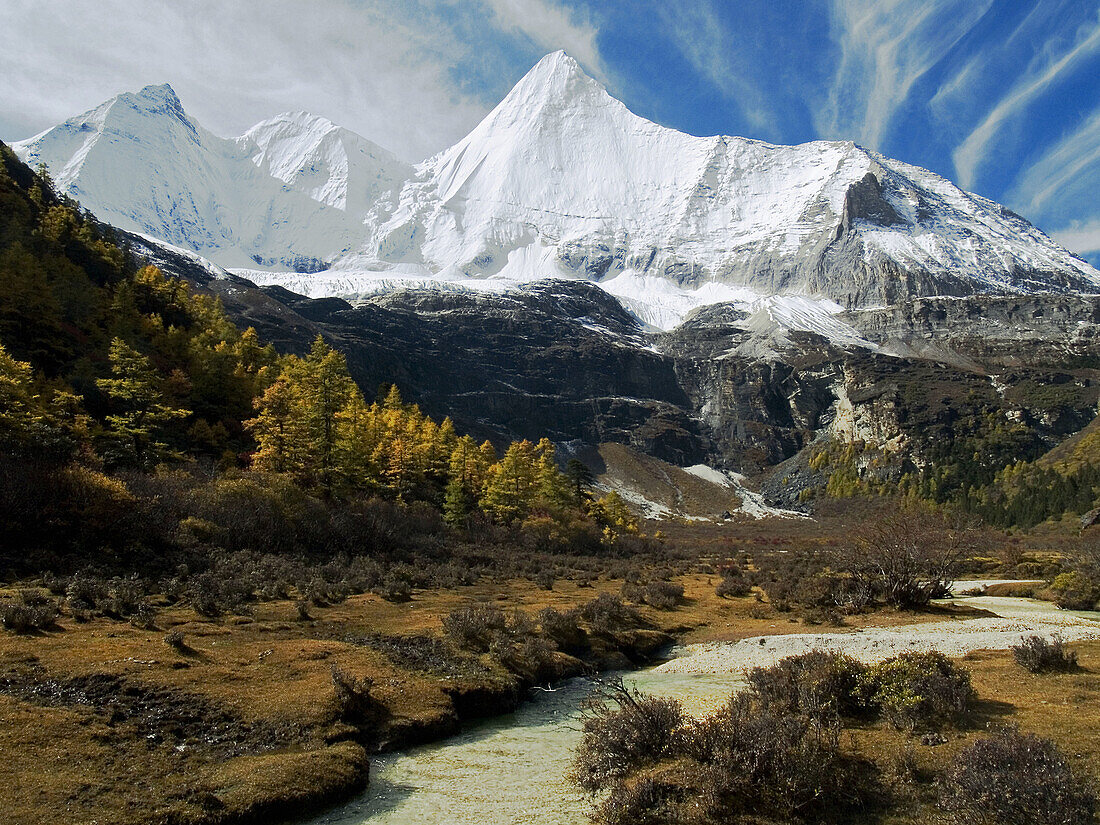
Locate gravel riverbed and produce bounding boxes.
[655,582,1100,675]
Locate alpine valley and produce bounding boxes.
[15,51,1100,522]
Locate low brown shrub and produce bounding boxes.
[937,727,1096,825]
[1012,635,1078,673]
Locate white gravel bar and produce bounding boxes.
[655,589,1100,675]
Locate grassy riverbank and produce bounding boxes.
[0,561,1070,825]
[852,639,1100,824]
[0,573,695,825]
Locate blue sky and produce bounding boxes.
[2,0,1098,264]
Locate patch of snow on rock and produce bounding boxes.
[682,465,808,520]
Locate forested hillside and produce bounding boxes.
[0,141,637,583]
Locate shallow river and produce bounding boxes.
[308,587,1094,825]
[310,670,743,825]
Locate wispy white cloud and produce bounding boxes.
[482,0,604,80]
[953,12,1100,188]
[0,0,605,162]
[1051,219,1100,257]
[1010,110,1100,215]
[821,0,993,148]
[652,4,778,135]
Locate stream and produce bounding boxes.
[308,585,1100,825]
[311,669,743,825]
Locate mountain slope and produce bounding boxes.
[359,51,1098,307]
[237,111,409,216]
[12,85,407,271]
[13,53,1100,336]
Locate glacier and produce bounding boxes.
[13,51,1100,342]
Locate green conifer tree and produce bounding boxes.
[247,373,307,474]
[291,336,356,492]
[96,337,189,468]
[565,458,595,506]
[443,435,482,525]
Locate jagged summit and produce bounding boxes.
[127,83,184,109]
[239,112,410,214]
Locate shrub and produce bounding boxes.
[796,572,873,612]
[747,650,868,721]
[164,628,187,651]
[571,679,683,793]
[300,577,332,607]
[18,588,49,607]
[1012,635,1078,673]
[295,599,312,621]
[66,573,107,610]
[190,572,222,617]
[762,578,794,611]
[538,606,586,650]
[620,581,647,604]
[375,576,412,603]
[330,663,377,723]
[1048,571,1100,611]
[861,651,974,730]
[104,576,144,617]
[621,579,683,610]
[580,593,643,637]
[642,581,683,610]
[492,633,559,681]
[803,606,845,626]
[128,601,157,630]
[679,693,877,821]
[938,727,1096,825]
[0,599,59,632]
[442,605,509,653]
[716,568,751,598]
[592,776,680,825]
[39,573,66,596]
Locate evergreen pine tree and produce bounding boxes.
[292,336,356,492]
[534,438,571,509]
[565,458,595,506]
[443,435,482,525]
[481,440,538,522]
[247,372,307,474]
[96,337,189,469]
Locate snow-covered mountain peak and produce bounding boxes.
[489,49,609,118]
[13,82,203,196]
[126,83,184,110]
[13,53,1100,348]
[13,85,372,270]
[445,48,668,161]
[239,111,410,214]
[97,83,197,141]
[363,49,1099,310]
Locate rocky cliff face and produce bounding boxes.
[126,225,1100,513]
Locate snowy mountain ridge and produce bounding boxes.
[12,84,405,271]
[13,51,1100,339]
